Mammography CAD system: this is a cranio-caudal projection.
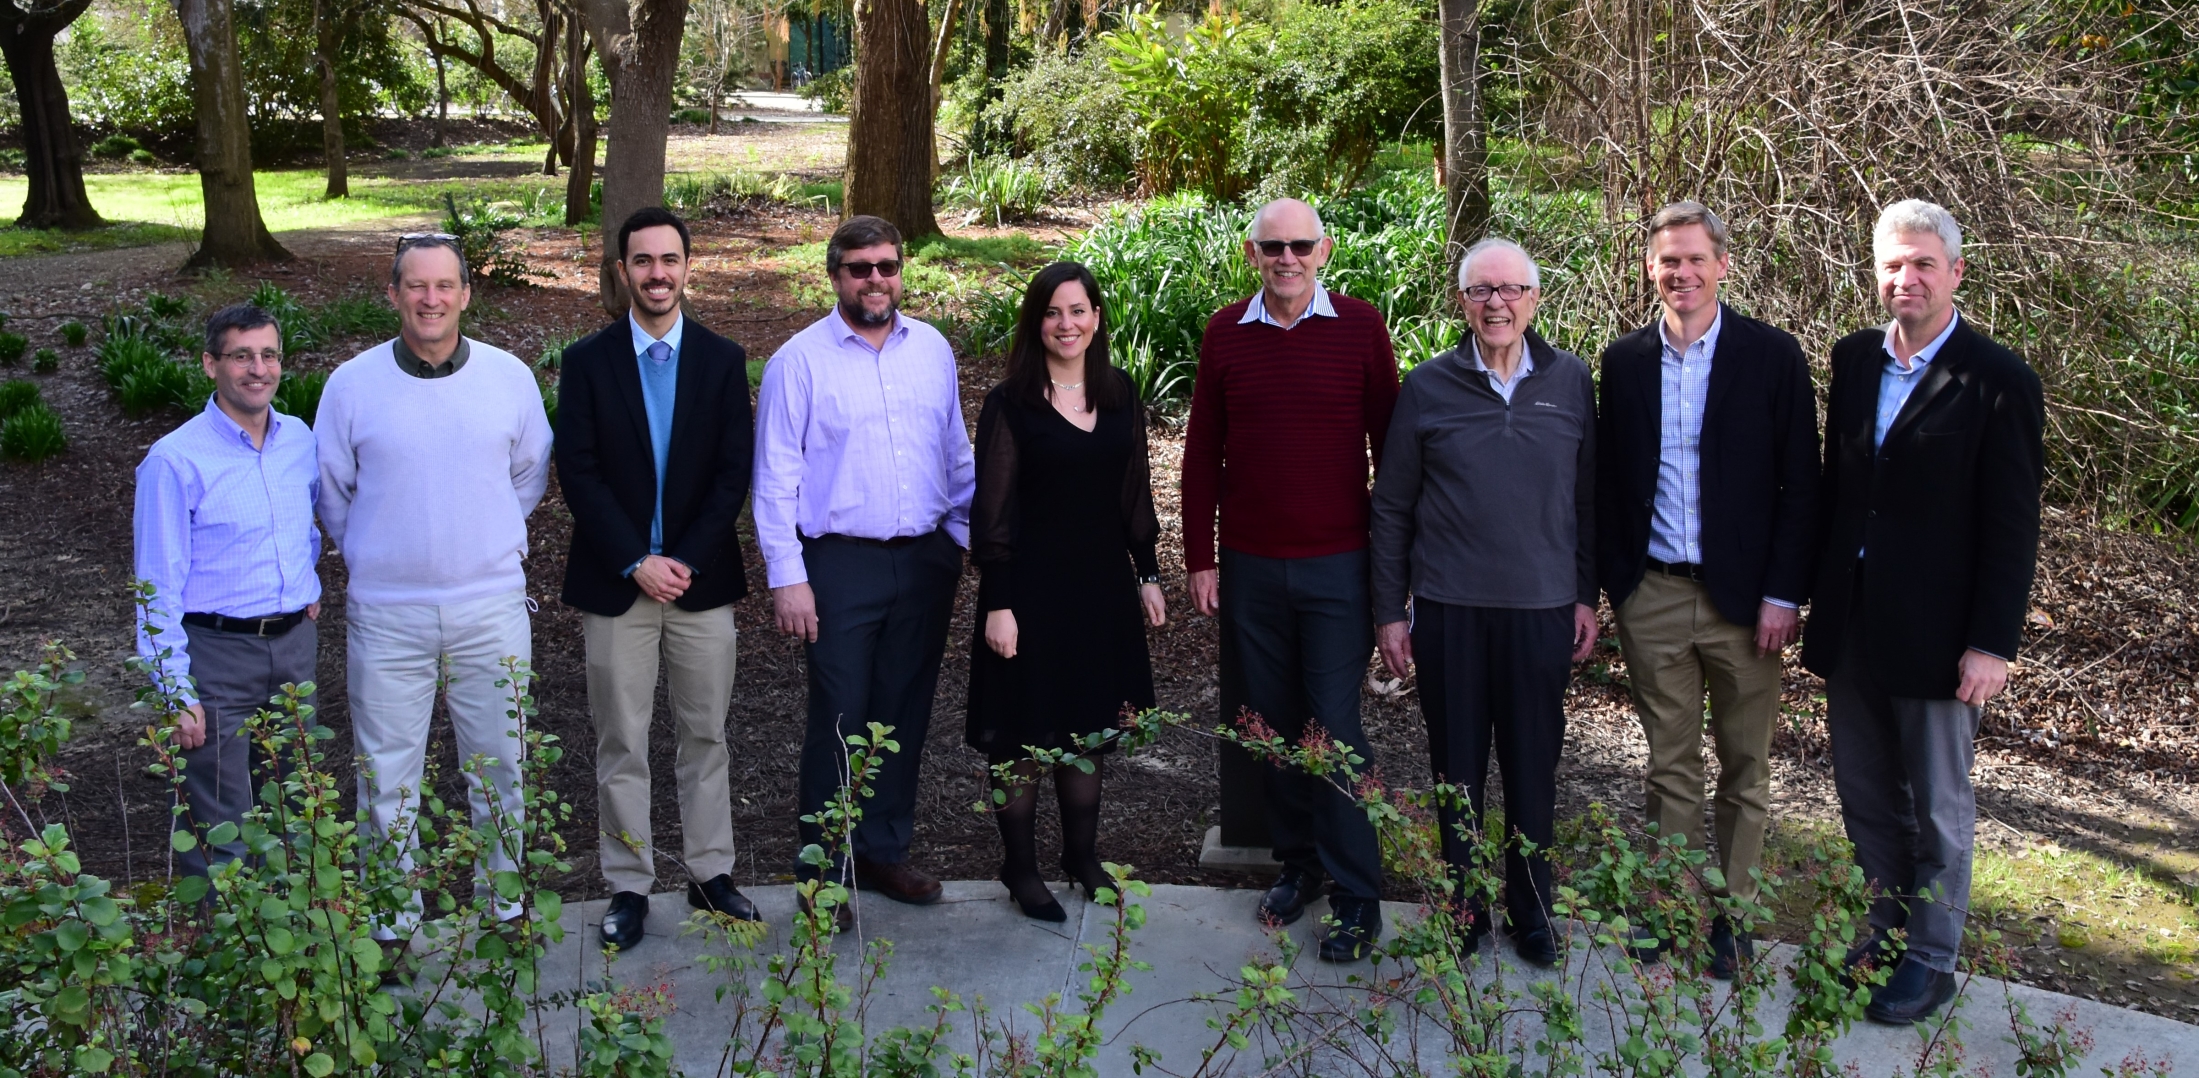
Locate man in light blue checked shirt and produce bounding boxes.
[133,303,322,878]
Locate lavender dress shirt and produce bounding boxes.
[752,308,976,588]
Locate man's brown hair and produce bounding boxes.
[1646,200,1730,256]
[826,215,904,275]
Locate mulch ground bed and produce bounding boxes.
[2,200,2196,1022]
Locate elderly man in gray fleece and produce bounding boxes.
[1370,237,1598,968]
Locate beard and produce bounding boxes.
[631,280,681,317]
[840,290,898,327]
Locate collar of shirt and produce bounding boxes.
[1658,305,1724,363]
[1239,282,1337,329]
[392,334,471,378]
[1469,335,1537,389]
[1880,308,1961,374]
[200,393,289,451]
[629,310,685,359]
[828,304,910,352]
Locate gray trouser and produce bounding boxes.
[1826,592,1980,973]
[1219,547,1383,901]
[175,619,318,876]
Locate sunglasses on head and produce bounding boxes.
[839,259,903,280]
[1255,239,1321,258]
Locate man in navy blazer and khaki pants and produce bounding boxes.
[1804,199,2044,1024]
[1597,202,1818,979]
[557,207,760,950]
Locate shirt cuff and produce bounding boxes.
[1968,646,2012,662]
[765,554,809,589]
[1762,597,1800,610]
[623,557,646,578]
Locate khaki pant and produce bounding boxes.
[1615,571,1781,900]
[584,599,738,894]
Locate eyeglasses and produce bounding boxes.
[397,231,459,245]
[1463,283,1533,303]
[214,348,283,367]
[839,260,903,280]
[1255,239,1322,258]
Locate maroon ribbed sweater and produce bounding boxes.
[1180,293,1400,573]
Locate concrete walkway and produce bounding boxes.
[505,883,2197,1076]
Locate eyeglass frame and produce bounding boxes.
[837,259,904,280]
[1253,238,1323,258]
[1462,282,1534,303]
[210,348,284,368]
[390,232,472,287]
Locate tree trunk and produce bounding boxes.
[926,0,961,177]
[0,0,102,229]
[563,17,596,225]
[533,0,562,173]
[1436,0,1489,257]
[582,0,684,307]
[431,35,449,147]
[175,0,291,265]
[844,0,939,237]
[315,0,348,198]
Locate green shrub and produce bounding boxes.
[671,106,711,124]
[59,320,87,346]
[144,291,191,319]
[272,369,327,426]
[800,65,851,114]
[0,379,40,420]
[0,331,25,365]
[941,156,1052,225]
[0,402,66,461]
[31,348,58,374]
[983,47,1143,194]
[88,132,143,159]
[442,192,543,286]
[419,145,456,159]
[385,147,412,160]
[127,147,155,165]
[99,331,210,416]
[0,148,24,172]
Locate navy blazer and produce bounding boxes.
[554,317,754,617]
[1595,306,1819,627]
[1799,317,2044,698]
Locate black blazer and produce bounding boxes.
[1799,317,2044,698]
[1596,306,1819,627]
[555,318,754,617]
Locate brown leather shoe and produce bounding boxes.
[855,856,944,905]
[796,888,857,933]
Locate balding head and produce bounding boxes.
[1249,198,1326,242]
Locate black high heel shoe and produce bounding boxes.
[1061,856,1112,901]
[1001,865,1067,922]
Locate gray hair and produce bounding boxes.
[391,233,471,288]
[1875,199,1963,262]
[1248,199,1326,240]
[1456,237,1541,292]
[1647,200,1729,256]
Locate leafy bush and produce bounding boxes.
[0,379,40,420]
[55,2,196,138]
[272,369,327,426]
[59,320,87,346]
[31,348,58,374]
[127,147,155,166]
[441,192,543,287]
[800,65,852,113]
[671,106,712,124]
[1244,0,1443,197]
[941,155,1052,225]
[88,133,143,159]
[0,331,25,365]
[0,401,67,461]
[98,331,210,417]
[1100,10,1270,201]
[980,49,1143,194]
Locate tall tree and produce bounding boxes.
[0,0,102,229]
[397,0,568,173]
[844,0,938,237]
[969,0,1007,153]
[314,0,348,198]
[561,12,595,225]
[580,0,688,308]
[925,0,961,177]
[1436,0,1489,254]
[175,0,290,265]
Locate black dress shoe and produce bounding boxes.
[1510,924,1559,968]
[1707,915,1754,980]
[601,891,649,951]
[1840,929,1899,988]
[855,857,944,905]
[1626,932,1669,967]
[1865,956,1957,1025]
[1007,883,1068,923]
[1318,897,1381,962]
[376,937,415,986]
[1257,865,1326,926]
[797,888,857,933]
[688,874,761,922]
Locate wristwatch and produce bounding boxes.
[1136,574,1162,585]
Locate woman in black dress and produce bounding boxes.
[967,261,1166,922]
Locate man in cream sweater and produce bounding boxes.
[316,234,554,974]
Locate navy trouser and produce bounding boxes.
[795,530,961,878]
[1219,547,1383,901]
[1412,599,1573,932]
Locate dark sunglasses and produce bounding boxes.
[839,259,903,280]
[1255,239,1321,258]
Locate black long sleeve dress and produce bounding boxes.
[965,372,1161,764]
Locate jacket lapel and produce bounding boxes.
[666,323,707,479]
[1880,321,1965,450]
[1701,305,1738,426]
[607,322,653,462]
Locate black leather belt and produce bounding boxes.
[1645,558,1704,581]
[815,532,930,549]
[183,610,307,637]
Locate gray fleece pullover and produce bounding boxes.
[1369,332,1597,622]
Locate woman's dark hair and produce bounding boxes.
[1004,261,1125,412]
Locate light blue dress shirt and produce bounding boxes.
[631,312,684,557]
[1648,310,1722,566]
[1468,336,1536,403]
[133,396,323,703]
[1875,309,1961,450]
[1238,282,1338,330]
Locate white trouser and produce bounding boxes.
[348,589,532,938]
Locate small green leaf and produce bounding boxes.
[170,830,197,853]
[73,1046,115,1074]
[302,1052,335,1077]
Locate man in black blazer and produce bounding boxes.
[1803,199,2044,1024]
[1597,202,1818,978]
[556,207,759,950]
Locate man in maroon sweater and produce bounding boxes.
[1183,197,1401,962]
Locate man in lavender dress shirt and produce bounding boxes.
[754,215,975,921]
[134,304,322,877]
